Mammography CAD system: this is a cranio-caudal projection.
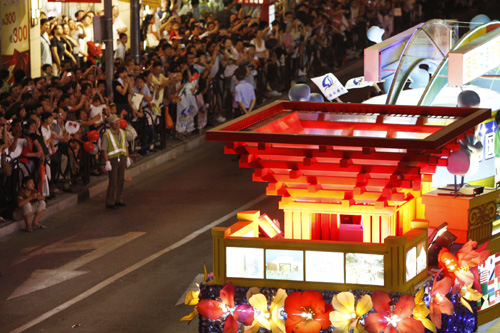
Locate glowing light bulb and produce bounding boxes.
[385,314,401,327]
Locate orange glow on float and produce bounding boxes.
[440,251,458,273]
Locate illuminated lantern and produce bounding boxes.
[469,14,491,30]
[119,119,127,129]
[83,141,95,153]
[367,26,385,44]
[439,250,458,275]
[409,66,430,89]
[447,150,470,176]
[288,84,310,102]
[309,93,325,102]
[87,130,100,141]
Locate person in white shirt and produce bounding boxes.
[89,94,108,131]
[112,5,128,49]
[40,19,52,67]
[114,33,128,60]
[40,112,55,155]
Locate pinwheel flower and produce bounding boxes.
[429,276,454,329]
[284,290,333,333]
[438,240,489,287]
[413,287,436,333]
[458,284,482,313]
[330,292,373,333]
[180,266,213,322]
[197,283,254,333]
[365,291,424,333]
[245,288,287,333]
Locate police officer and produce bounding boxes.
[101,115,131,209]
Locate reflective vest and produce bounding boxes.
[105,129,127,159]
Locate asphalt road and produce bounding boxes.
[0,141,285,332]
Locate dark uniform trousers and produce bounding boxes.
[106,155,127,205]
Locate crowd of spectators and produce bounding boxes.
[0,0,485,223]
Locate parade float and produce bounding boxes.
[178,101,500,333]
[179,16,500,333]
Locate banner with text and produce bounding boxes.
[1,0,30,79]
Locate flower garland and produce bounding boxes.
[181,240,489,333]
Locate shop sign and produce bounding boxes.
[1,0,30,77]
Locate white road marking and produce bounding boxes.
[176,274,204,306]
[8,232,145,299]
[9,194,268,333]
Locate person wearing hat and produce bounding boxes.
[101,114,130,209]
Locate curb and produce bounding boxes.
[0,134,206,238]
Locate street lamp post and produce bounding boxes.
[103,0,114,98]
[130,0,141,65]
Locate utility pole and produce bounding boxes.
[130,0,141,65]
[103,0,114,98]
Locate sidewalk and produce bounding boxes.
[0,134,206,238]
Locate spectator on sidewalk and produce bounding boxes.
[101,114,130,209]
[14,177,47,232]
[233,66,255,117]
[40,18,53,68]
[115,33,128,61]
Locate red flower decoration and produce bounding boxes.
[438,240,489,287]
[197,283,254,333]
[284,290,333,333]
[429,276,454,329]
[365,291,424,333]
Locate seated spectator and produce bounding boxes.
[13,177,47,232]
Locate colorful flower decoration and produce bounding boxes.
[197,283,254,333]
[330,291,373,333]
[284,290,333,333]
[245,288,287,332]
[458,284,482,313]
[365,291,424,333]
[413,287,436,333]
[438,240,489,287]
[429,276,454,329]
[180,265,213,322]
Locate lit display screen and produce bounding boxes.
[305,251,344,283]
[478,252,500,310]
[266,249,304,281]
[406,247,417,281]
[226,247,264,279]
[406,241,427,282]
[346,253,384,286]
[416,241,427,274]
